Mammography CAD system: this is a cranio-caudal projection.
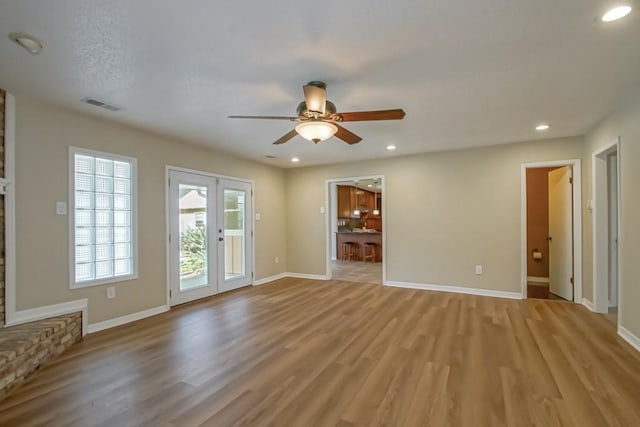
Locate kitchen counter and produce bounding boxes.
[336,231,382,262]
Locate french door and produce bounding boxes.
[169,170,253,306]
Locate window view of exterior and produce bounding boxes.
[179,185,208,290]
[224,189,246,280]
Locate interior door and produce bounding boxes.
[548,166,573,301]
[218,179,253,292]
[169,170,218,305]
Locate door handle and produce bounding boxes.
[546,236,552,242]
[218,237,224,242]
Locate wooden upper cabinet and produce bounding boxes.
[337,185,381,218]
[337,185,352,218]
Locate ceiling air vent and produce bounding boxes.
[82,98,122,112]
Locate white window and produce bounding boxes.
[70,147,137,288]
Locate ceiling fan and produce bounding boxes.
[228,81,406,145]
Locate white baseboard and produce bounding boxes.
[5,299,89,336]
[87,305,168,334]
[618,326,640,353]
[581,298,595,312]
[253,273,288,286]
[384,281,522,300]
[286,272,330,280]
[527,276,550,283]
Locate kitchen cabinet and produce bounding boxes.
[337,185,380,219]
[337,185,353,218]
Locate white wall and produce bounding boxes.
[583,91,640,339]
[286,137,584,294]
[14,95,287,324]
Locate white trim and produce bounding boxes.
[592,138,621,314]
[5,299,89,336]
[165,164,254,185]
[253,273,287,286]
[527,276,550,283]
[618,326,640,353]
[87,305,168,334]
[385,280,522,300]
[4,93,17,326]
[520,159,582,302]
[582,298,595,312]
[286,272,329,281]
[68,146,139,289]
[165,167,171,306]
[325,175,386,284]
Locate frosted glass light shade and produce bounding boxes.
[602,5,632,22]
[295,121,338,143]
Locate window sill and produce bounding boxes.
[70,273,138,290]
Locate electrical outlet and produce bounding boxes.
[275,257,279,264]
[475,265,483,275]
[107,287,116,299]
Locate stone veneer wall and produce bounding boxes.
[0,89,5,326]
[0,312,82,401]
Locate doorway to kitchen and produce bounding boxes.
[326,175,385,285]
[521,160,582,302]
[166,167,254,306]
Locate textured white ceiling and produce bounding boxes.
[1,0,639,168]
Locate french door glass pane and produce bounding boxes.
[224,189,245,280]
[179,184,208,290]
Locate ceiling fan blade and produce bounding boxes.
[334,123,362,145]
[273,129,298,145]
[336,109,406,122]
[228,115,298,120]
[303,81,327,115]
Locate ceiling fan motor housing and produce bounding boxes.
[296,101,337,118]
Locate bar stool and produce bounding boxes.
[341,242,356,261]
[363,242,377,263]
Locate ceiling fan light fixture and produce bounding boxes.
[295,121,338,143]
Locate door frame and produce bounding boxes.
[520,159,582,301]
[592,138,621,314]
[165,165,255,307]
[325,175,387,282]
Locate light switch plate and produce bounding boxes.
[475,265,483,275]
[255,212,261,221]
[320,206,325,214]
[56,201,67,215]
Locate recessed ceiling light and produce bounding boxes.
[8,32,43,55]
[536,124,550,131]
[367,184,373,188]
[386,145,397,151]
[291,157,300,163]
[601,5,632,22]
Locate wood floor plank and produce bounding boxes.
[1,279,640,426]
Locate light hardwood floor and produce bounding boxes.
[1,278,639,426]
